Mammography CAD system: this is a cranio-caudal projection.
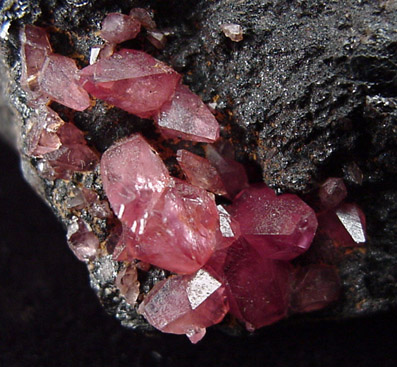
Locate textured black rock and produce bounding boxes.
[0,0,396,335]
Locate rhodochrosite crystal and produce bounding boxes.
[115,264,140,306]
[79,49,181,118]
[318,203,366,247]
[176,149,227,196]
[100,134,170,229]
[67,218,100,261]
[139,269,229,343]
[319,177,347,209]
[100,13,141,44]
[231,184,318,260]
[218,238,292,330]
[118,180,219,274]
[155,84,220,143]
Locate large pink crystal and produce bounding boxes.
[100,13,141,43]
[79,49,181,118]
[100,134,170,229]
[318,177,347,209]
[139,269,229,343]
[218,238,292,330]
[205,145,249,199]
[290,264,340,313]
[231,184,318,260]
[317,203,366,247]
[20,25,52,103]
[176,149,227,196]
[39,54,91,111]
[121,180,219,274]
[155,84,220,143]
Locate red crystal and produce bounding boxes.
[205,145,249,199]
[100,13,141,44]
[220,238,292,330]
[139,269,229,343]
[215,205,241,250]
[67,218,100,261]
[79,49,181,118]
[318,203,366,247]
[176,149,227,196]
[231,184,318,260]
[155,84,220,143]
[39,54,91,111]
[121,179,219,274]
[100,134,171,229]
[115,264,140,306]
[318,177,347,209]
[290,264,340,313]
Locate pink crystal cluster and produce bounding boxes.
[20,11,367,344]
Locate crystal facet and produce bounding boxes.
[318,177,347,209]
[231,184,318,260]
[115,264,140,306]
[155,84,220,143]
[79,49,181,118]
[67,218,100,261]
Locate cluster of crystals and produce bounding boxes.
[101,133,366,342]
[20,11,367,344]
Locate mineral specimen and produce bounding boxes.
[79,49,181,118]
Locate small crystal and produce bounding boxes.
[129,8,156,30]
[147,30,167,49]
[79,49,181,118]
[115,264,140,306]
[100,13,141,44]
[231,184,318,260]
[155,84,220,143]
[67,217,100,261]
[318,177,347,209]
[139,269,229,343]
[220,23,244,42]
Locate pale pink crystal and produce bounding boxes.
[25,106,63,157]
[219,238,292,330]
[139,269,229,343]
[176,149,227,196]
[79,49,181,118]
[318,177,347,209]
[121,180,219,274]
[220,23,244,42]
[38,54,91,111]
[100,134,171,229]
[100,13,141,43]
[115,264,140,306]
[155,84,220,143]
[317,203,366,247]
[205,144,249,198]
[67,218,100,261]
[231,184,318,260]
[290,264,340,313]
[129,8,156,30]
[20,25,52,103]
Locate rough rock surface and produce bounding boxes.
[0,0,396,334]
